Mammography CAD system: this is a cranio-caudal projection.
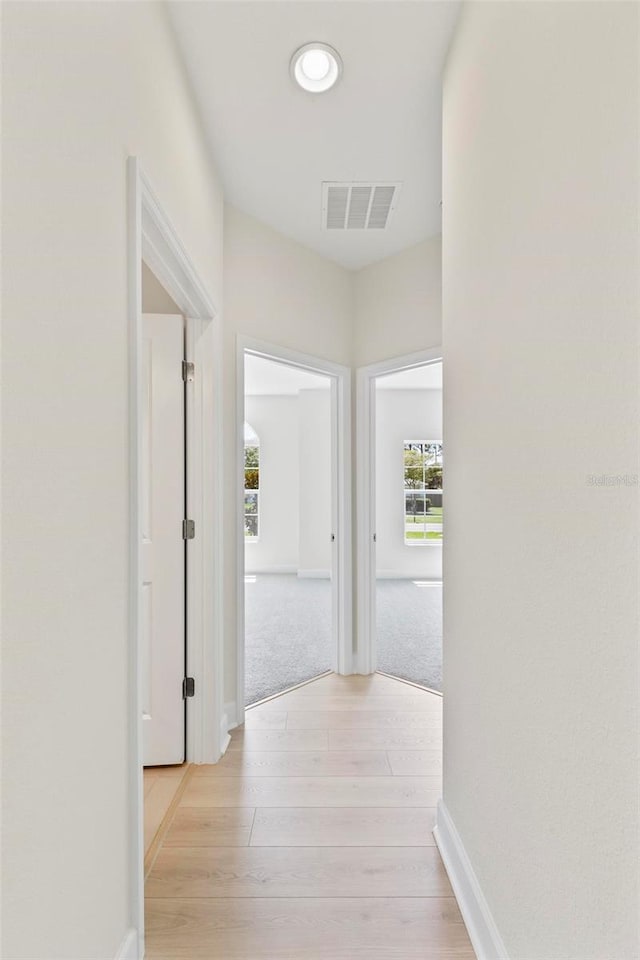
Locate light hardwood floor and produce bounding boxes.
[145,672,475,959]
[144,764,190,859]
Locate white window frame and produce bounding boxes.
[244,437,260,542]
[403,441,443,546]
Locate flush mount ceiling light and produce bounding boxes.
[290,42,342,93]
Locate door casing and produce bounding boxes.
[141,311,186,766]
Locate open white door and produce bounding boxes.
[141,313,185,766]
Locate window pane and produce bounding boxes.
[403,445,426,490]
[245,445,259,469]
[245,468,259,490]
[425,465,442,489]
[404,441,443,543]
[424,443,443,465]
[245,515,258,538]
[405,491,428,514]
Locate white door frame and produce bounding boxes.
[356,347,443,674]
[236,336,353,727]
[127,158,224,956]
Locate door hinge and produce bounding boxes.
[182,677,195,699]
[182,360,195,383]
[182,518,195,540]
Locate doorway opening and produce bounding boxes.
[375,363,443,691]
[128,159,223,955]
[139,264,190,875]
[243,355,333,705]
[236,339,352,723]
[356,349,443,690]
[140,264,188,766]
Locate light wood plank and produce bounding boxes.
[268,694,442,712]
[193,751,392,777]
[146,846,452,899]
[250,807,437,847]
[228,729,328,751]
[144,767,186,799]
[329,729,443,750]
[181,776,441,808]
[145,897,475,960]
[145,672,473,959]
[387,750,443,776]
[243,710,287,730]
[272,678,439,699]
[286,710,443,729]
[302,673,412,693]
[144,774,189,857]
[145,768,194,877]
[144,774,158,798]
[164,808,255,847]
[145,764,189,779]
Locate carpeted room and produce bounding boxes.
[243,356,443,705]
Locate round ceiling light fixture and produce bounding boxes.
[290,42,342,93]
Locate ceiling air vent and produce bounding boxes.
[322,182,401,231]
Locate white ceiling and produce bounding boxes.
[376,362,442,390]
[245,354,330,395]
[167,2,461,271]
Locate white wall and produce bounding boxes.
[225,206,353,366]
[442,3,639,958]
[244,396,300,573]
[224,205,352,703]
[353,237,442,367]
[375,389,442,580]
[244,390,332,578]
[298,390,333,577]
[2,3,224,958]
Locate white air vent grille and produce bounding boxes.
[322,182,401,231]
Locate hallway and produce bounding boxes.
[144,672,473,958]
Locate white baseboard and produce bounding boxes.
[433,801,508,960]
[219,713,231,756]
[225,700,238,729]
[245,567,332,579]
[219,700,237,757]
[376,571,443,581]
[114,928,138,960]
[351,650,374,675]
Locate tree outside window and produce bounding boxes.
[404,442,442,542]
